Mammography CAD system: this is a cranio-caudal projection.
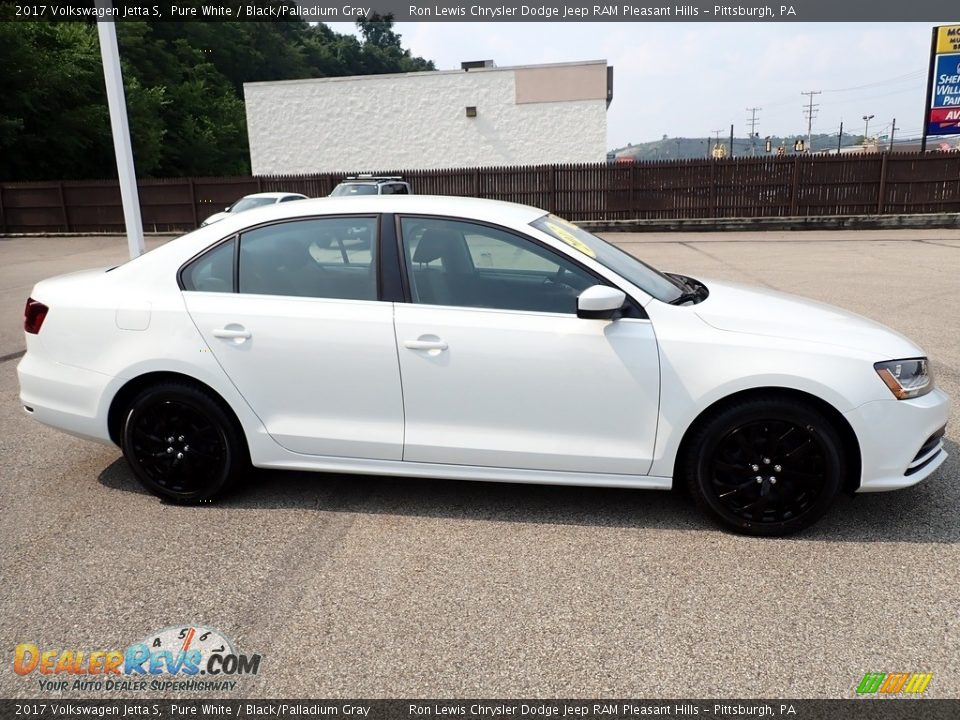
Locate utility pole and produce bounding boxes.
[837,121,843,153]
[889,118,898,152]
[746,107,761,155]
[921,26,937,152]
[729,124,734,158]
[801,90,821,154]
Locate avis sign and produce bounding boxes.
[929,26,960,135]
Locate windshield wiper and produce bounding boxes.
[668,277,708,305]
[670,291,701,306]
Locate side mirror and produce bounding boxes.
[577,285,626,320]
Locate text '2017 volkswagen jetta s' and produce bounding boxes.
[18,196,949,536]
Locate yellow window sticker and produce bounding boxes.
[544,221,596,259]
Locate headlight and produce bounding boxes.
[874,358,933,400]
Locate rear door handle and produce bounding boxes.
[212,327,251,340]
[404,339,448,351]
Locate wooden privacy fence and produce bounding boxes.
[2,153,959,234]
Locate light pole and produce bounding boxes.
[95,0,145,259]
[862,114,875,147]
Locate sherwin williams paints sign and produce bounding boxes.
[929,25,960,135]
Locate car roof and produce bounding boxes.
[236,194,547,226]
[336,179,405,185]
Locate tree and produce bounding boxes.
[1,17,435,180]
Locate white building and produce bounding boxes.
[243,60,613,175]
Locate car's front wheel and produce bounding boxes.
[682,396,845,536]
[121,382,244,503]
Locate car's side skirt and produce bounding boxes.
[253,455,672,490]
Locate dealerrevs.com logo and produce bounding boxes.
[14,625,261,692]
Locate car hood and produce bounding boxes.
[693,278,922,358]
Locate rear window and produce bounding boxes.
[230,197,276,213]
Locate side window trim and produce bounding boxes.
[233,232,241,293]
[394,214,646,318]
[378,213,404,302]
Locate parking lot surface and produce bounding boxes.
[1,229,959,699]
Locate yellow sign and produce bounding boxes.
[937,25,960,54]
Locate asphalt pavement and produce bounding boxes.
[0,229,958,699]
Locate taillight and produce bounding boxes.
[24,297,48,334]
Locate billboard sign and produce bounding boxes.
[927,25,960,137]
[932,53,960,108]
[937,25,960,54]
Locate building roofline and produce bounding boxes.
[243,59,609,89]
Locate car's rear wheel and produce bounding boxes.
[121,382,244,503]
[682,396,844,536]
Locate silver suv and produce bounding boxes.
[329,175,412,197]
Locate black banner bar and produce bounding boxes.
[2,0,960,22]
[2,700,960,720]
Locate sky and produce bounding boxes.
[327,22,950,149]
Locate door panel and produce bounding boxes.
[395,216,660,474]
[394,304,659,474]
[185,293,403,459]
[180,215,403,459]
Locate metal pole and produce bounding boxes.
[921,26,938,153]
[95,0,145,258]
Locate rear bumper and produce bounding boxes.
[17,350,115,445]
[845,388,951,492]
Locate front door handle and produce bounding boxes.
[404,338,448,352]
[212,327,251,340]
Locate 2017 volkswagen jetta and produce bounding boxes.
[18,196,949,535]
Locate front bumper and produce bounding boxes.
[844,388,951,492]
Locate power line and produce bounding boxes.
[822,70,927,93]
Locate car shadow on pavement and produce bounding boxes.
[97,438,960,544]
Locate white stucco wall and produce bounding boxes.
[244,65,608,175]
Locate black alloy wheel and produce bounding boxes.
[683,396,844,536]
[122,382,244,503]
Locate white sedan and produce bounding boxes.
[200,191,307,227]
[17,196,949,535]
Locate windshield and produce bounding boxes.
[229,197,277,213]
[330,183,379,197]
[531,214,685,303]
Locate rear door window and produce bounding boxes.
[238,217,378,301]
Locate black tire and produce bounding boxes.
[121,381,246,503]
[681,396,844,536]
